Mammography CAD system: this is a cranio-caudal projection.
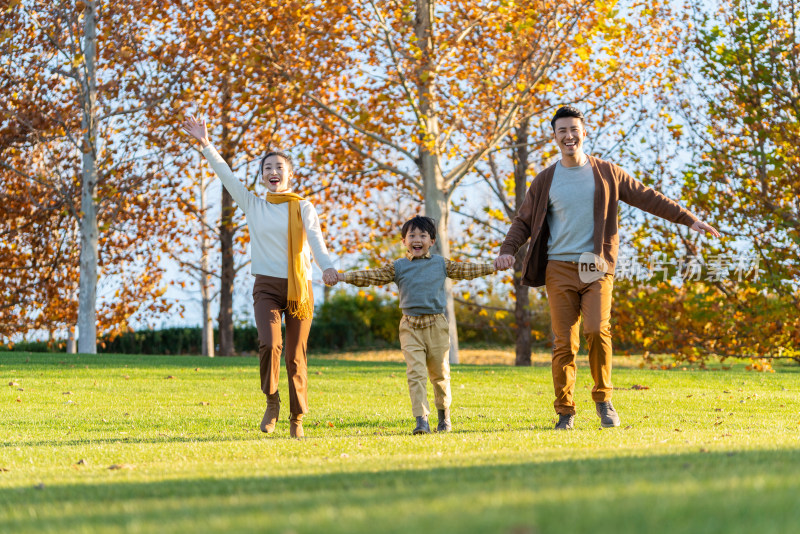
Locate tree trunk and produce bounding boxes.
[77,1,98,354]
[217,77,235,356]
[415,0,459,364]
[512,248,531,365]
[512,118,532,366]
[199,162,215,358]
[66,327,77,354]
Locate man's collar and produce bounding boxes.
[406,251,432,260]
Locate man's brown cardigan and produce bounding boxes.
[499,156,698,288]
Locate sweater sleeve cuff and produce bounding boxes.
[499,243,517,256]
[679,212,699,227]
[316,255,335,272]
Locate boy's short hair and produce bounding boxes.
[401,216,437,240]
[550,105,585,130]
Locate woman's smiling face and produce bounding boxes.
[261,155,292,192]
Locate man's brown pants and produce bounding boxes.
[252,275,312,415]
[545,260,614,416]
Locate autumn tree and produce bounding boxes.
[162,155,220,357]
[0,1,189,350]
[613,0,800,363]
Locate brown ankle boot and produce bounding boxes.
[260,393,280,433]
[289,413,304,439]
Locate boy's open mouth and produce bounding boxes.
[412,245,423,251]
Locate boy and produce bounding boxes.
[336,216,498,434]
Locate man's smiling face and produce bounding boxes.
[403,226,435,258]
[554,116,586,158]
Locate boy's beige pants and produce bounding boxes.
[398,315,452,417]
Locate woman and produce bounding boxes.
[182,115,338,439]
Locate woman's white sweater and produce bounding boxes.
[201,145,335,280]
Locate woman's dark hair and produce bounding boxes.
[550,105,585,130]
[259,150,294,175]
[401,215,437,240]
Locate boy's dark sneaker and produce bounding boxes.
[555,414,575,430]
[436,408,451,432]
[412,415,431,435]
[595,401,620,428]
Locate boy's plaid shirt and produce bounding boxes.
[342,252,495,328]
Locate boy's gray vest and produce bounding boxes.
[393,255,447,316]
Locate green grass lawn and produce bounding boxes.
[1,352,799,534]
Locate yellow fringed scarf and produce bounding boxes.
[266,192,313,320]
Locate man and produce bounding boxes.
[494,106,719,430]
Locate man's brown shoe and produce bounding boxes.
[260,393,280,433]
[289,413,304,439]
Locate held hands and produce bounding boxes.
[322,268,339,286]
[494,254,515,271]
[690,220,721,238]
[180,115,210,147]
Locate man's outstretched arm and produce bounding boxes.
[618,169,720,238]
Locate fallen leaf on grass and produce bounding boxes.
[75,459,88,466]
[631,384,649,390]
[327,421,335,428]
[62,391,72,395]
[123,376,130,380]
[0,467,9,472]
[8,381,19,387]
[674,428,683,432]
[198,401,209,406]
[340,453,349,458]
[165,376,176,380]
[15,397,21,403]
[108,464,134,470]
[34,483,45,490]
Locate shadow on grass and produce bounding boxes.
[2,448,799,534]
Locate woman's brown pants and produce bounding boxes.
[252,275,313,415]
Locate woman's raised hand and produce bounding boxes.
[181,115,210,147]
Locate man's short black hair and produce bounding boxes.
[401,215,437,240]
[550,105,585,130]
